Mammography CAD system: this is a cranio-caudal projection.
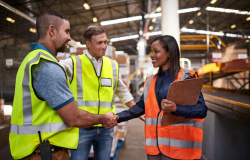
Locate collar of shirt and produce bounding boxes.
[158,67,170,78]
[30,42,58,61]
[85,50,103,63]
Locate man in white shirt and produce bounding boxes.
[59,25,135,160]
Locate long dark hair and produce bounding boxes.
[152,35,180,79]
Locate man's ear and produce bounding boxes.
[48,25,56,37]
[86,40,91,48]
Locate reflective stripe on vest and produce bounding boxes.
[145,117,203,129]
[146,138,202,149]
[74,55,118,108]
[10,52,69,133]
[75,100,115,107]
[10,49,78,159]
[143,68,204,159]
[23,52,54,125]
[10,122,69,135]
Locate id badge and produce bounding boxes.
[101,78,112,87]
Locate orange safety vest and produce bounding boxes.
[144,68,204,159]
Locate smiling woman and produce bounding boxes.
[150,35,180,79]
[116,35,207,160]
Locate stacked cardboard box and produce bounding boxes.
[70,47,88,56]
[113,53,131,142]
[105,45,116,60]
[114,96,128,141]
[0,99,10,150]
[0,99,4,125]
[115,53,130,88]
[0,124,10,150]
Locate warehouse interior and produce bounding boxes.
[0,0,250,160]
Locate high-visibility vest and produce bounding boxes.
[144,68,204,159]
[9,49,79,160]
[70,54,119,127]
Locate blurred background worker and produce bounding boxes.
[9,10,116,160]
[115,35,207,160]
[59,25,135,160]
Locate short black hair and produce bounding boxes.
[152,35,180,79]
[36,10,68,40]
[83,25,106,43]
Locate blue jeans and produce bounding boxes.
[70,127,114,160]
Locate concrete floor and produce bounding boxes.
[116,118,147,160]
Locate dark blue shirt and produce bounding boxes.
[117,68,207,123]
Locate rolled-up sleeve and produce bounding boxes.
[115,73,134,104]
[59,58,74,81]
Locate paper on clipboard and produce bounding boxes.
[161,78,205,126]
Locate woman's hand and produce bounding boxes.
[161,99,177,112]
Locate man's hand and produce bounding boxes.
[161,99,177,112]
[102,112,118,130]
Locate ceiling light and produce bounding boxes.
[197,12,202,16]
[145,13,162,18]
[210,0,217,4]
[149,26,153,30]
[180,27,250,38]
[139,30,143,35]
[29,28,36,33]
[152,18,156,23]
[101,16,142,26]
[110,35,139,42]
[246,17,250,21]
[182,26,186,29]
[231,24,236,28]
[189,20,194,24]
[178,7,200,14]
[206,6,250,15]
[156,7,161,12]
[6,17,15,23]
[217,44,221,49]
[83,3,90,10]
[93,17,98,22]
[100,7,204,27]
[143,31,162,37]
[181,28,224,36]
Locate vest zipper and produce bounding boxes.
[156,110,163,155]
[97,77,100,114]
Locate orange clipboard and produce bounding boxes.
[161,78,205,126]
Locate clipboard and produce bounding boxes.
[161,78,205,126]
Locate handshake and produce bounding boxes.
[102,111,119,130]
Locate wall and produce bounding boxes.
[202,110,250,160]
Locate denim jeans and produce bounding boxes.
[70,127,114,160]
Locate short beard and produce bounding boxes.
[57,41,67,53]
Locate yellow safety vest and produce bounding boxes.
[70,54,119,127]
[9,49,79,159]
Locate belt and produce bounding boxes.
[85,126,104,131]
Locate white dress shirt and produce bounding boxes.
[59,51,134,104]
